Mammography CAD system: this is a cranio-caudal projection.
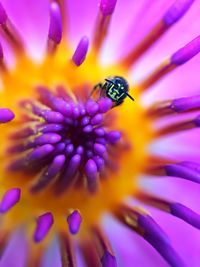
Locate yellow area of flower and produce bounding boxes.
[0,43,154,241]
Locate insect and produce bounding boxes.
[91,76,134,107]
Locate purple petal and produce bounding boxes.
[0,230,28,267]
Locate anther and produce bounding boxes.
[0,108,15,123]
[67,210,82,235]
[72,36,89,66]
[93,0,117,52]
[48,1,62,53]
[33,212,54,242]
[0,188,21,213]
[139,34,200,91]
[120,0,194,67]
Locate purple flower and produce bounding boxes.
[0,0,200,266]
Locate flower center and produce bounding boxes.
[0,45,153,236]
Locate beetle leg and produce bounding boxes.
[90,83,103,96]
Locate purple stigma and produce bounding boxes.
[67,210,82,235]
[9,89,122,193]
[0,188,21,213]
[85,159,98,193]
[28,144,54,161]
[33,212,54,242]
[72,36,89,66]
[99,0,117,16]
[48,2,62,44]
[0,2,7,25]
[163,0,194,26]
[101,251,117,267]
[0,108,15,123]
[106,131,121,144]
[171,35,200,65]
[98,98,113,113]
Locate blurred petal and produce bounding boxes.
[102,215,169,267]
[40,235,62,267]
[1,0,49,61]
[0,229,28,267]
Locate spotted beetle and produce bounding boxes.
[91,76,134,107]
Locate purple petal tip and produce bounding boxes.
[67,210,82,235]
[163,0,194,26]
[0,188,21,213]
[72,36,89,66]
[48,2,62,44]
[0,108,15,123]
[34,212,54,242]
[99,0,117,16]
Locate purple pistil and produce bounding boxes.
[99,0,118,16]
[0,188,21,213]
[0,108,15,123]
[48,2,62,44]
[9,88,121,193]
[72,36,89,66]
[171,35,200,65]
[163,0,194,27]
[67,210,82,235]
[33,212,54,242]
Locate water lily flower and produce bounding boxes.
[0,0,200,266]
